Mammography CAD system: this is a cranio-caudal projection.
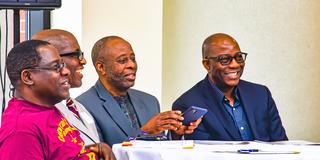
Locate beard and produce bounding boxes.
[106,70,135,92]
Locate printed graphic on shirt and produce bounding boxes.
[57,117,98,160]
[57,118,78,143]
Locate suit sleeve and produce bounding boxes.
[265,87,288,141]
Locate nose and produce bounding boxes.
[126,58,137,69]
[79,57,87,65]
[60,65,71,76]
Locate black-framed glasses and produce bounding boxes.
[206,52,248,66]
[60,51,84,60]
[29,62,67,73]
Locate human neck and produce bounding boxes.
[100,80,127,97]
[216,84,234,100]
[15,90,56,107]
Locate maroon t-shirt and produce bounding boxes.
[0,98,99,160]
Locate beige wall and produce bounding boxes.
[163,0,320,141]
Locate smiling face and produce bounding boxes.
[202,34,244,91]
[97,38,137,96]
[30,44,71,105]
[58,35,86,88]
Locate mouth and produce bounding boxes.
[61,79,71,90]
[75,68,83,78]
[224,71,241,79]
[124,73,136,81]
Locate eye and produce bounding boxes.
[116,57,128,64]
[235,54,245,62]
[217,55,231,63]
[130,55,136,62]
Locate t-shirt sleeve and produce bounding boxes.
[1,131,44,160]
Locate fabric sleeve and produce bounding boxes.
[1,132,44,160]
[265,86,288,141]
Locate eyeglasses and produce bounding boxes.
[206,52,248,66]
[60,51,84,60]
[29,62,67,73]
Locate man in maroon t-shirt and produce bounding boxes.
[0,40,98,159]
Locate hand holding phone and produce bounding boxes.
[182,106,207,125]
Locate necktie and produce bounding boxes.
[114,96,140,131]
[66,98,80,119]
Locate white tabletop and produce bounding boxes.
[112,140,320,160]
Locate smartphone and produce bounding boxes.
[182,106,208,125]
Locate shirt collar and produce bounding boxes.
[207,76,239,101]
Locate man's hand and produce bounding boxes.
[141,110,184,135]
[174,117,202,135]
[88,143,116,160]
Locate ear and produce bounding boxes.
[95,61,106,76]
[202,59,210,71]
[20,70,34,86]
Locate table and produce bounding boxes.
[112,140,320,160]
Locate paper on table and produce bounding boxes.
[128,140,195,149]
[195,140,250,145]
[254,140,320,146]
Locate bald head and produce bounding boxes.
[91,36,131,65]
[32,29,80,54]
[202,33,240,59]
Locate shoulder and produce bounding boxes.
[173,79,206,110]
[76,86,99,103]
[238,80,270,93]
[128,89,159,103]
[128,88,157,100]
[176,79,206,100]
[1,104,59,139]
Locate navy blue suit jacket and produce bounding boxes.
[173,76,288,141]
[76,80,160,146]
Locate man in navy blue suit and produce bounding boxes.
[173,33,288,141]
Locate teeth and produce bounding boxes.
[226,72,237,76]
[76,69,83,74]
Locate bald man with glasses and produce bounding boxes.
[172,33,288,142]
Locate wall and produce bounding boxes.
[163,0,320,141]
[81,0,163,102]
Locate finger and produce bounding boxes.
[157,119,183,127]
[183,129,195,134]
[159,124,180,131]
[89,145,98,153]
[158,111,183,121]
[190,117,202,126]
[174,126,187,135]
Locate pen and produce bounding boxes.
[237,149,300,154]
[238,149,259,153]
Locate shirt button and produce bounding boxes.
[240,127,244,130]
[233,108,236,111]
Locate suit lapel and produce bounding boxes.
[55,102,99,143]
[202,77,241,140]
[95,81,136,137]
[128,90,149,126]
[237,82,259,139]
